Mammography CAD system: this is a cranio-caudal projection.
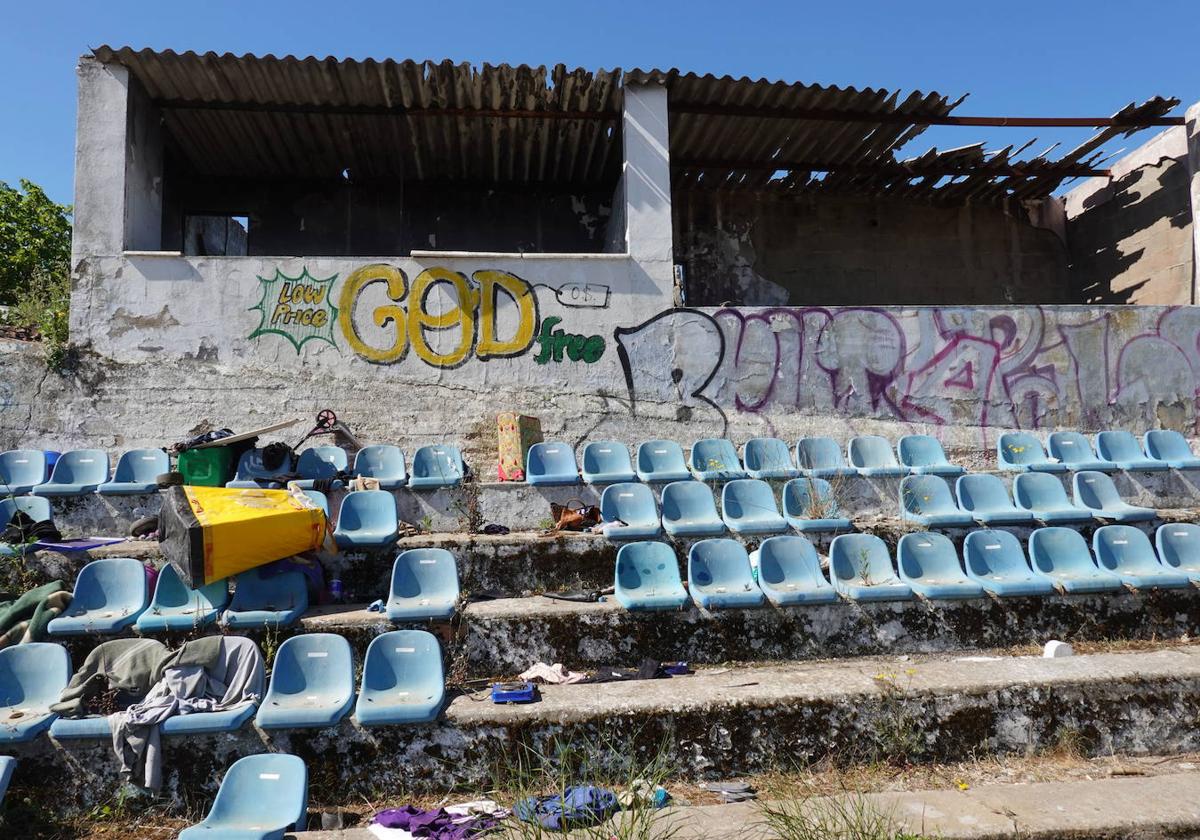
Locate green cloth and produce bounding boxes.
[0,580,71,649]
[50,638,170,718]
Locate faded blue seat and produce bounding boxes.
[689,439,746,482]
[897,435,964,476]
[1028,527,1123,594]
[1012,472,1095,525]
[962,530,1055,597]
[1093,525,1191,590]
[828,533,911,601]
[687,539,764,609]
[1155,523,1200,583]
[1047,432,1116,472]
[386,548,459,621]
[781,478,852,533]
[742,438,798,480]
[291,446,348,490]
[302,490,329,518]
[226,448,292,489]
[355,629,444,726]
[795,437,856,478]
[352,444,408,489]
[49,715,113,739]
[581,441,636,484]
[660,481,725,537]
[47,558,148,635]
[135,563,228,633]
[750,535,837,606]
[1143,430,1200,469]
[221,567,308,629]
[898,475,975,528]
[635,440,692,483]
[896,532,984,600]
[955,474,1035,525]
[178,753,308,840]
[526,442,580,486]
[32,449,109,496]
[0,449,47,495]
[721,479,787,535]
[256,634,355,730]
[0,496,52,556]
[333,490,399,548]
[1095,431,1168,472]
[1072,471,1155,522]
[0,643,71,743]
[997,433,1067,473]
[614,541,689,611]
[0,755,13,806]
[98,448,169,495]
[409,444,465,489]
[600,483,662,540]
[847,435,906,477]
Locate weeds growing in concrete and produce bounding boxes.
[758,785,924,840]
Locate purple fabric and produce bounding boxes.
[374,806,497,839]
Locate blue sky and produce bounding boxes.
[2,0,1197,206]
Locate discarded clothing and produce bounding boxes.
[373,805,498,839]
[518,662,586,685]
[583,659,670,684]
[350,476,382,492]
[51,638,170,718]
[515,786,619,831]
[0,580,71,649]
[481,523,510,535]
[1,510,61,547]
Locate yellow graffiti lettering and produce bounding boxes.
[337,264,410,364]
[407,268,476,368]
[475,270,538,358]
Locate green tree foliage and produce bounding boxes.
[0,179,72,305]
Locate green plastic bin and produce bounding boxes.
[176,446,235,487]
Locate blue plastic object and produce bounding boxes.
[997,433,1067,473]
[955,474,1035,525]
[386,548,460,621]
[720,479,787,534]
[355,629,445,726]
[1012,472,1095,525]
[600,483,662,540]
[742,438,799,480]
[1095,431,1168,471]
[1093,525,1191,589]
[896,532,985,600]
[635,440,692,483]
[47,558,149,635]
[687,539,764,609]
[526,442,580,486]
[352,444,408,489]
[0,449,47,494]
[660,481,725,537]
[580,441,636,484]
[1143,430,1200,469]
[781,478,852,533]
[226,448,292,489]
[614,541,689,611]
[847,435,906,477]
[750,535,838,606]
[408,444,465,489]
[689,439,746,481]
[256,634,355,730]
[32,449,109,496]
[0,643,70,743]
[492,681,537,703]
[97,448,169,495]
[221,567,308,629]
[0,756,13,806]
[177,753,308,840]
[827,533,912,601]
[897,435,964,476]
[795,437,856,478]
[302,490,329,518]
[898,475,975,528]
[291,446,348,490]
[1028,527,1123,593]
[0,496,52,556]
[1047,432,1116,471]
[135,563,228,633]
[1072,471,1156,522]
[962,530,1055,597]
[1155,523,1200,583]
[333,490,399,548]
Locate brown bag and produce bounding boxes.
[550,500,601,532]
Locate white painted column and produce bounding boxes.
[72,57,132,261]
[1187,101,1200,305]
[622,82,675,300]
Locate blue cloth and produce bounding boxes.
[515,786,619,830]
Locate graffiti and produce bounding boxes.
[532,316,605,365]
[548,282,611,308]
[248,268,339,353]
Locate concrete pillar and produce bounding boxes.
[72,57,131,261]
[622,83,675,297]
[1187,101,1200,305]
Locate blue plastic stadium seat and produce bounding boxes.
[828,533,912,601]
[355,629,444,726]
[997,432,1067,473]
[896,532,985,600]
[98,448,169,495]
[580,441,636,485]
[1093,525,1191,589]
[0,755,13,807]
[408,444,465,489]
[32,449,109,496]
[781,478,852,533]
[687,539,765,609]
[0,496,52,556]
[635,440,692,483]
[47,558,148,635]
[689,439,746,482]
[0,643,71,743]
[135,563,228,633]
[178,753,308,840]
[614,541,689,611]
[1072,471,1156,522]
[721,479,787,535]
[1095,431,1168,472]
[600,483,662,540]
[1144,430,1200,469]
[742,438,799,480]
[386,548,460,621]
[303,490,329,518]
[955,474,1035,525]
[226,448,292,489]
[1028,527,1123,593]
[962,530,1055,597]
[847,435,906,477]
[897,435,964,476]
[899,475,975,528]
[1155,523,1200,583]
[660,481,725,537]
[290,446,348,490]
[221,567,308,629]
[0,449,47,495]
[352,444,408,489]
[1047,432,1116,471]
[256,634,355,730]
[526,442,580,486]
[1012,472,1095,525]
[333,490,399,548]
[795,437,856,478]
[750,535,838,606]
[49,715,113,739]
